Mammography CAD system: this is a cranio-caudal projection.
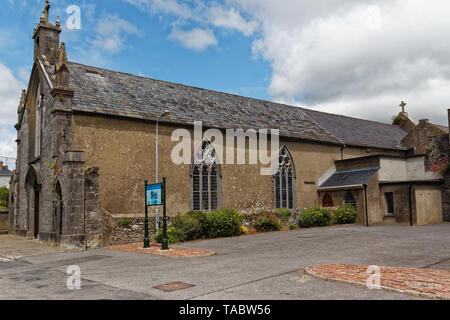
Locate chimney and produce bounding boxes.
[418,119,429,127]
[32,1,61,65]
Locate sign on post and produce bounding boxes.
[146,183,162,206]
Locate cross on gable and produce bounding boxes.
[44,0,50,23]
[399,101,406,113]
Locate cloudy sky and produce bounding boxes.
[1,0,450,167]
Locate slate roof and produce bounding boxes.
[302,109,407,150]
[68,61,407,150]
[319,167,380,188]
[433,123,448,133]
[0,168,12,176]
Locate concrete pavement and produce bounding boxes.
[0,223,449,300]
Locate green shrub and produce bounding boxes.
[183,211,207,236]
[289,224,297,230]
[299,205,333,228]
[118,217,132,228]
[254,213,283,232]
[0,187,8,208]
[203,208,242,239]
[275,208,292,223]
[171,213,203,241]
[154,227,186,244]
[334,204,357,224]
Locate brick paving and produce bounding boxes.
[306,264,450,300]
[106,243,215,258]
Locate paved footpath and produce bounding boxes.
[307,264,450,299]
[0,224,449,300]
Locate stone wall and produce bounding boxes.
[443,110,450,222]
[60,151,86,249]
[106,210,301,245]
[70,114,403,218]
[84,166,100,248]
[108,216,171,245]
[0,209,8,232]
[426,133,449,171]
[401,119,447,163]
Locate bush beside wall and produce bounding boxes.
[299,205,333,228]
[155,208,243,244]
[254,213,283,232]
[333,205,357,224]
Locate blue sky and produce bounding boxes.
[2,0,272,96]
[1,0,450,167]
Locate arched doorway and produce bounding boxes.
[322,193,334,207]
[25,166,40,239]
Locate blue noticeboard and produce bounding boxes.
[146,183,162,206]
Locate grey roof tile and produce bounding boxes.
[68,61,406,150]
[302,108,407,150]
[0,168,12,176]
[319,167,379,188]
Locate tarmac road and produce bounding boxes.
[0,223,449,300]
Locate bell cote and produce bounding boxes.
[32,0,61,65]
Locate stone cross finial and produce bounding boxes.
[399,101,407,113]
[44,0,50,23]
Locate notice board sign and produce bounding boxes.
[146,183,162,206]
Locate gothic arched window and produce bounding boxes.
[322,193,334,207]
[274,146,296,209]
[191,140,221,212]
[344,192,357,209]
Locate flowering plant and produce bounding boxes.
[240,225,249,234]
[430,154,449,175]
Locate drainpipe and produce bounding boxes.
[409,184,413,226]
[341,144,346,160]
[363,184,369,227]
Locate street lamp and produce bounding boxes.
[155,110,171,232]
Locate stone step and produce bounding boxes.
[383,215,396,224]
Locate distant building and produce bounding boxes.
[0,162,12,188]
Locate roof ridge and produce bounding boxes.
[301,106,401,129]
[68,61,398,133]
[68,61,309,112]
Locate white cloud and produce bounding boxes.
[93,14,138,54]
[224,0,450,124]
[0,64,23,159]
[124,0,259,46]
[0,127,17,159]
[206,6,259,36]
[125,0,194,20]
[169,28,217,51]
[0,64,24,126]
[126,0,450,124]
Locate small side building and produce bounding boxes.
[318,155,443,226]
[0,161,12,188]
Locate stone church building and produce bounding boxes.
[9,2,450,249]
